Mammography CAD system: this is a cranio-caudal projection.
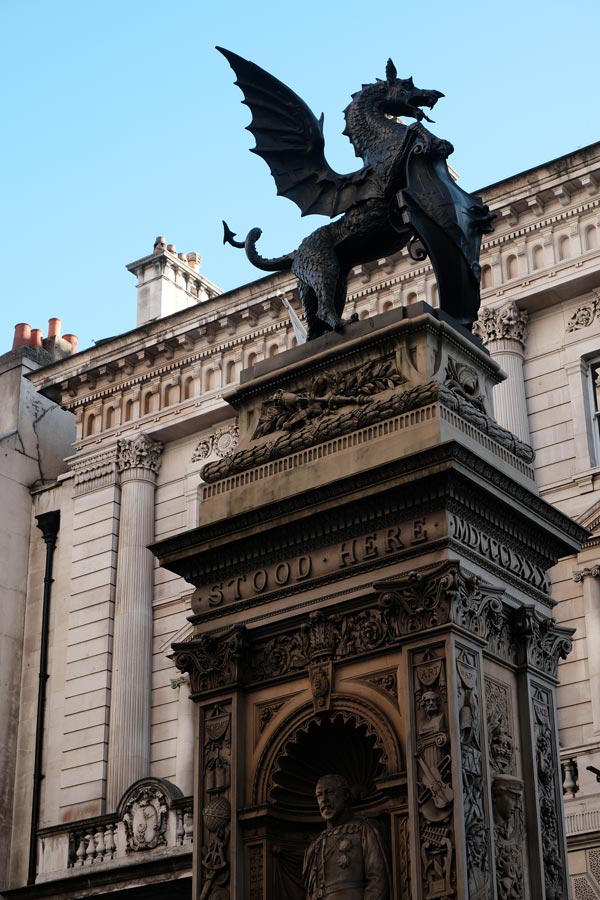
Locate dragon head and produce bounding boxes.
[382,59,443,123]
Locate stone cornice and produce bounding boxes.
[69,446,119,495]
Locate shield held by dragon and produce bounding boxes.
[219,47,495,341]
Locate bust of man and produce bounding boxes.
[302,774,390,900]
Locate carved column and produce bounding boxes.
[397,568,494,900]
[513,608,572,900]
[473,302,530,443]
[574,565,600,734]
[106,434,163,810]
[171,626,246,900]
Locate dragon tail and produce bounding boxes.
[224,223,294,272]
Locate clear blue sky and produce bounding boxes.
[1,0,598,352]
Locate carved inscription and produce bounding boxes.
[194,517,436,610]
[449,513,550,592]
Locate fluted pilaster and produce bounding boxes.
[474,302,530,443]
[107,434,162,810]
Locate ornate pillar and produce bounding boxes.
[107,434,163,810]
[473,302,530,443]
[574,565,600,734]
[171,673,194,797]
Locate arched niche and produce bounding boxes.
[253,695,403,813]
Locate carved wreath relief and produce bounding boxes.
[412,648,455,899]
[201,703,233,900]
[485,676,525,900]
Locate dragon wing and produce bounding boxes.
[217,47,377,218]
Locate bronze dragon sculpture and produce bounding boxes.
[219,48,495,341]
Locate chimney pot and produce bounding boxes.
[153,236,167,253]
[63,334,78,354]
[12,323,32,350]
[30,328,43,348]
[48,317,62,339]
[167,244,176,254]
[187,252,201,271]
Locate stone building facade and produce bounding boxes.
[1,140,600,899]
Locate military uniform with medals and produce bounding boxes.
[302,817,389,900]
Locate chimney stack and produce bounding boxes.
[48,318,61,339]
[12,323,32,350]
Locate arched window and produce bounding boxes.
[382,300,394,313]
[183,376,195,400]
[205,369,217,392]
[558,234,571,260]
[247,351,259,368]
[584,225,599,252]
[166,383,180,406]
[123,399,135,422]
[481,265,492,288]
[531,245,544,271]
[225,360,237,383]
[143,391,159,415]
[506,255,518,279]
[406,291,417,304]
[85,414,96,437]
[269,344,280,357]
[105,406,115,430]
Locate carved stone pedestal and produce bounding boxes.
[154,304,586,900]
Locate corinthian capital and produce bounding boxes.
[473,302,528,348]
[117,434,163,474]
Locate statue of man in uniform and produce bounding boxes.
[303,774,390,900]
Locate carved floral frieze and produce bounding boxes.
[172,564,572,695]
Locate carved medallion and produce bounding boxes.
[122,783,168,852]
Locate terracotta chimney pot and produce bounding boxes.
[48,317,61,339]
[187,252,201,270]
[12,323,31,350]
[63,334,78,354]
[30,328,43,348]
[167,244,176,254]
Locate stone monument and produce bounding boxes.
[151,52,586,900]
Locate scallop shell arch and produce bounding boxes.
[252,694,403,810]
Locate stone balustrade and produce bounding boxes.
[37,798,193,881]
